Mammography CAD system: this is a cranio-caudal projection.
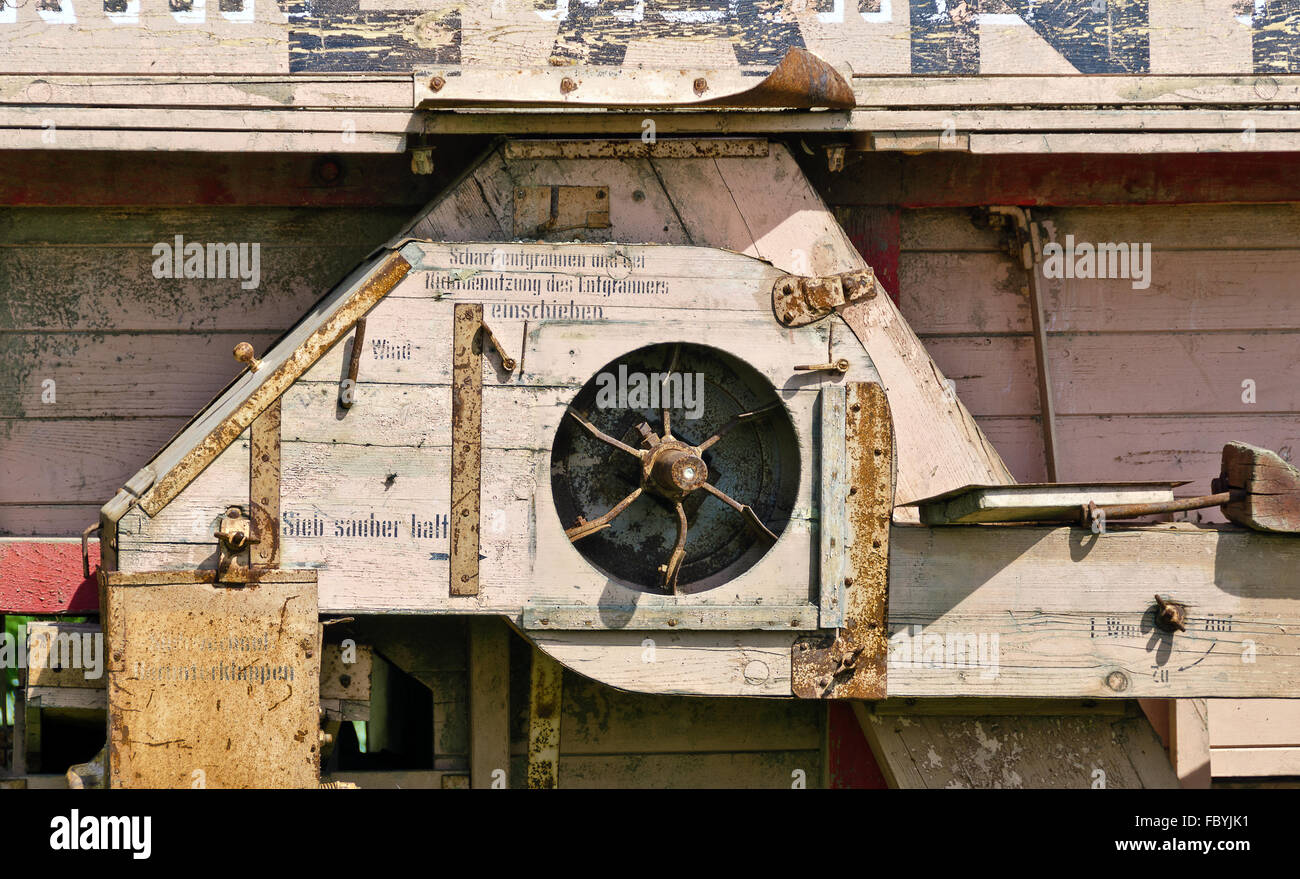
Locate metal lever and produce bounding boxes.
[480,321,516,372]
[795,358,850,374]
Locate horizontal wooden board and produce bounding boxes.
[1210,747,1300,777]
[888,524,1300,698]
[925,333,1300,418]
[0,417,187,503]
[901,251,1300,335]
[0,505,102,538]
[1207,699,1300,748]
[559,750,821,789]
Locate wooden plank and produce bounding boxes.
[0,129,406,153]
[523,604,820,632]
[449,303,482,598]
[106,573,320,789]
[559,750,821,789]
[915,336,1253,422]
[0,539,98,613]
[526,647,562,790]
[468,617,510,790]
[1209,699,1300,748]
[888,523,1300,698]
[0,151,440,207]
[858,708,1178,789]
[1210,747,1300,777]
[532,630,796,698]
[1171,699,1211,788]
[0,505,104,538]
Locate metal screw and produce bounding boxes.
[430,75,445,92]
[560,77,578,95]
[693,77,708,96]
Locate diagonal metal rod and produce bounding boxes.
[696,402,781,453]
[700,481,778,544]
[566,487,644,542]
[565,407,643,458]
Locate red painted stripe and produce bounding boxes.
[837,205,901,305]
[828,702,889,789]
[0,541,100,614]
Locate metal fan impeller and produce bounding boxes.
[563,403,781,593]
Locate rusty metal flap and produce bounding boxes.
[105,571,320,789]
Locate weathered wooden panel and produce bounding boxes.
[888,524,1300,698]
[105,572,320,789]
[2,0,1299,78]
[559,750,821,789]
[857,703,1178,789]
[0,539,99,612]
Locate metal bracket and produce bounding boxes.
[792,382,894,700]
[450,303,483,596]
[773,267,876,328]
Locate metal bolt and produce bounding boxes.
[430,75,445,92]
[844,576,854,587]
[560,76,578,95]
[693,77,708,96]
[1106,670,1129,692]
[1154,594,1187,633]
[233,342,262,372]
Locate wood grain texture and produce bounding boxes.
[857,703,1179,789]
[888,524,1300,698]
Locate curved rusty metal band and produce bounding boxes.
[702,48,855,110]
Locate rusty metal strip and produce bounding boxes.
[417,48,852,110]
[450,303,483,597]
[102,569,317,587]
[792,382,894,700]
[249,398,281,570]
[526,647,564,790]
[140,252,411,517]
[501,138,769,160]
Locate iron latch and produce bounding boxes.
[773,267,876,327]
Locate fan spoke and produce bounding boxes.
[566,407,643,458]
[656,501,689,594]
[700,482,779,544]
[696,403,781,452]
[565,487,643,542]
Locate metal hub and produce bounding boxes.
[550,342,800,594]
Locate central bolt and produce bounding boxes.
[646,445,708,498]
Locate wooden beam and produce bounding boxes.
[889,523,1300,698]
[1170,699,1212,789]
[468,617,510,790]
[249,398,281,570]
[526,648,563,790]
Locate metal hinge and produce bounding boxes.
[772,267,877,328]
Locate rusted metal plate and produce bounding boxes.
[792,382,893,700]
[1218,442,1300,533]
[502,139,769,160]
[249,398,281,569]
[105,572,320,789]
[450,303,483,597]
[513,185,611,238]
[526,649,564,790]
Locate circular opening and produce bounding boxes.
[550,342,800,594]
